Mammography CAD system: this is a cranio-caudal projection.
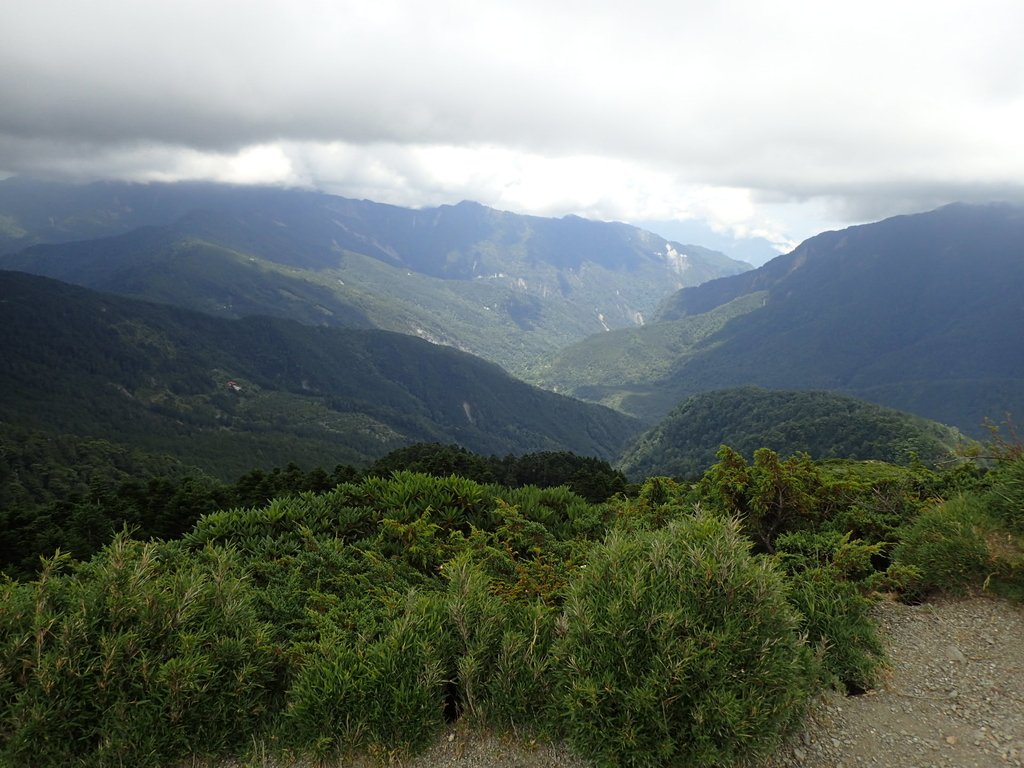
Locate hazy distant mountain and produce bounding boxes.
[618,387,965,480]
[633,218,782,267]
[0,178,749,374]
[536,203,1024,435]
[0,271,641,479]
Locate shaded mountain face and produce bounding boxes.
[618,387,965,480]
[0,179,749,374]
[537,203,1024,435]
[0,271,642,479]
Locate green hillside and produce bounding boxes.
[0,271,641,480]
[534,204,1024,435]
[618,387,966,480]
[532,291,767,421]
[0,179,749,374]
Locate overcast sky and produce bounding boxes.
[2,0,1022,249]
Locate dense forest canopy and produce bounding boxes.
[0,271,641,477]
[619,387,965,480]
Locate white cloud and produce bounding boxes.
[1,0,1023,243]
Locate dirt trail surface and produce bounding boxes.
[399,597,1024,768]
[765,596,1024,768]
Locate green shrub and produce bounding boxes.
[892,496,993,599]
[973,464,1024,600]
[441,553,508,723]
[773,531,885,692]
[815,460,944,549]
[481,600,558,729]
[985,456,1024,533]
[553,512,816,768]
[825,490,920,549]
[869,562,924,597]
[0,535,279,767]
[283,590,447,758]
[774,529,881,583]
[694,447,827,552]
[282,555,560,758]
[440,553,557,729]
[783,568,883,692]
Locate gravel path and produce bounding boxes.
[765,596,1024,768]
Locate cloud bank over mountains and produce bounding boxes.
[2,0,1022,244]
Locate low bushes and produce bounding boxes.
[283,591,448,758]
[774,530,885,692]
[784,567,883,692]
[439,553,557,729]
[892,492,1024,602]
[553,513,817,768]
[892,495,997,600]
[6,455,1021,768]
[0,536,278,767]
[0,477,825,768]
[984,456,1024,533]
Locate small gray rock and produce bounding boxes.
[944,644,966,662]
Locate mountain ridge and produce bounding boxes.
[0,270,642,479]
[539,203,1024,435]
[0,178,750,374]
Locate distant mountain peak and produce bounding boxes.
[543,202,1024,436]
[0,179,750,376]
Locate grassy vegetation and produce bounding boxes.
[2,446,1020,767]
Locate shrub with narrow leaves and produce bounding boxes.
[0,535,279,768]
[892,495,993,599]
[553,511,817,768]
[440,553,557,729]
[985,456,1024,533]
[783,567,883,692]
[774,530,885,692]
[283,591,447,758]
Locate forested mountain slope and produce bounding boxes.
[538,203,1024,435]
[0,271,641,479]
[618,387,965,480]
[0,178,748,373]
